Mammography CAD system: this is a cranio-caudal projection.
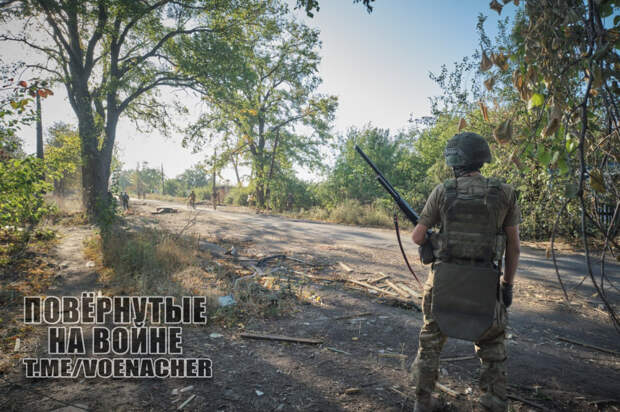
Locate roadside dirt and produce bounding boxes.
[1,202,618,411]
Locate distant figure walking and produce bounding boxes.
[188,190,196,209]
[121,192,129,210]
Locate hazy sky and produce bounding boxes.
[12,1,512,179]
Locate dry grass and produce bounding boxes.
[83,223,300,326]
[287,199,411,229]
[0,228,57,374]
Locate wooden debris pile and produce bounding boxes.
[339,266,422,311]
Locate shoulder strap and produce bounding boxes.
[443,178,457,204]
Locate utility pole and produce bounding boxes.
[212,148,217,210]
[136,162,142,199]
[36,93,43,160]
[161,163,164,194]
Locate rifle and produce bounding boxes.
[355,146,420,225]
[355,145,429,286]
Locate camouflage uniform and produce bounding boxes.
[411,175,520,412]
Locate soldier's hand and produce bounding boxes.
[418,233,435,264]
[501,281,513,308]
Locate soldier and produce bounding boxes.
[188,190,196,209]
[410,132,521,412]
[122,192,129,210]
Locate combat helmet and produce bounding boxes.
[444,132,492,167]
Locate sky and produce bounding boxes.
[9,1,514,180]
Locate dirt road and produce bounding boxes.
[137,199,620,410]
[3,199,618,411]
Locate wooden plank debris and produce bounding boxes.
[436,382,460,397]
[367,273,390,284]
[177,394,196,410]
[385,280,411,298]
[326,347,351,355]
[292,270,336,282]
[440,355,476,362]
[338,262,354,272]
[390,386,409,398]
[556,336,619,355]
[378,352,408,360]
[346,279,400,297]
[398,283,422,299]
[241,331,323,345]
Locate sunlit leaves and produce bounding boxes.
[589,169,606,193]
[565,135,578,153]
[527,92,544,110]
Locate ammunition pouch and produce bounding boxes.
[418,233,436,265]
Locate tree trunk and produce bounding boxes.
[232,155,241,186]
[212,148,217,210]
[264,130,279,208]
[78,105,117,221]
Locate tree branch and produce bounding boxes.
[118,26,213,76]
[84,1,108,74]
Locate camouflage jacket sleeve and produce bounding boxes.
[418,184,444,228]
[501,183,521,228]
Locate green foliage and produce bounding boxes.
[320,125,415,207]
[422,0,620,242]
[0,64,54,232]
[1,0,267,221]
[177,2,337,208]
[45,122,81,197]
[225,186,254,206]
[0,156,51,229]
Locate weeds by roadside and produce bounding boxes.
[82,223,303,327]
[0,226,58,374]
[282,199,412,229]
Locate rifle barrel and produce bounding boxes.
[355,145,420,225]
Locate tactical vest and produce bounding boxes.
[436,177,505,262]
[431,177,506,341]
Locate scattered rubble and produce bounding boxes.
[151,207,178,214]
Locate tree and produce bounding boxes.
[45,122,81,197]
[0,0,264,221]
[180,4,337,208]
[177,164,209,190]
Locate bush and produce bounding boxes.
[225,186,253,206]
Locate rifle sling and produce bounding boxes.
[393,213,422,287]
